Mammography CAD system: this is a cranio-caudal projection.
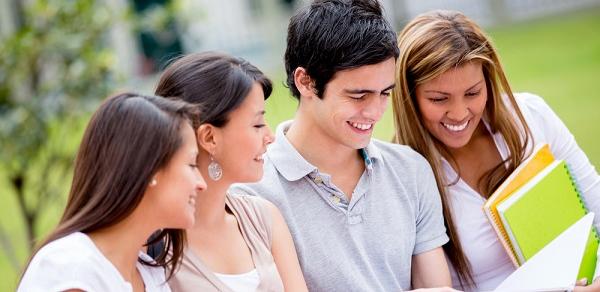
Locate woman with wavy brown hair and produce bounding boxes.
[18,93,206,291]
[392,10,600,291]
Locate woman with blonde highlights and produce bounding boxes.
[393,10,600,291]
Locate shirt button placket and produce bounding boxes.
[331,194,341,204]
[313,175,323,184]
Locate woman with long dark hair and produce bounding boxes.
[18,93,206,291]
[155,52,307,292]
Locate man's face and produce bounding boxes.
[306,57,396,150]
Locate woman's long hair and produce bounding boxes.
[392,10,532,288]
[155,51,272,127]
[22,92,199,280]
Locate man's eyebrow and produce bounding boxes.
[343,84,395,94]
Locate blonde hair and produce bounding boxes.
[392,10,532,287]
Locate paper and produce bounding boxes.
[493,213,594,292]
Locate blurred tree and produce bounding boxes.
[132,0,183,74]
[0,0,119,269]
[280,0,295,10]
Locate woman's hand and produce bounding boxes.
[573,277,600,292]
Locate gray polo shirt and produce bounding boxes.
[230,120,449,291]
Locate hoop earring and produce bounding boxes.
[208,155,223,181]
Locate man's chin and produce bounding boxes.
[350,138,372,150]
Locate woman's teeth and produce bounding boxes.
[442,120,469,132]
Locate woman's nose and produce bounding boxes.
[264,124,275,145]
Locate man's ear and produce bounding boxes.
[294,67,317,100]
[196,124,217,155]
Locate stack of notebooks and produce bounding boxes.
[494,213,596,291]
[483,143,600,289]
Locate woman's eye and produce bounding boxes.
[254,124,266,129]
[466,90,481,97]
[429,97,447,103]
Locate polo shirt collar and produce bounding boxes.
[362,137,383,169]
[268,120,383,181]
[268,120,317,181]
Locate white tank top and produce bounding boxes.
[214,269,260,292]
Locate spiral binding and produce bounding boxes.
[564,163,600,243]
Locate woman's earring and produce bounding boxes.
[208,155,223,181]
[150,178,157,186]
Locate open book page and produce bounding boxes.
[493,213,594,292]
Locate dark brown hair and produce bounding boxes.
[284,0,399,100]
[22,92,199,281]
[155,51,272,127]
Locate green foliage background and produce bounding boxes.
[1,7,599,291]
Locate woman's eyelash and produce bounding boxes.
[429,97,446,102]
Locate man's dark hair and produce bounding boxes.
[284,0,399,100]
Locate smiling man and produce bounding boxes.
[231,0,453,290]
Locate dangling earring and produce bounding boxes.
[208,155,223,181]
[150,178,157,186]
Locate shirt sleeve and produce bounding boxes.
[18,254,95,292]
[413,154,450,255]
[519,93,600,226]
[237,194,275,248]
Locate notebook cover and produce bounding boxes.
[497,160,598,282]
[483,143,555,267]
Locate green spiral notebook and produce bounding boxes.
[497,160,599,284]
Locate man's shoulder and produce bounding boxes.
[370,139,429,167]
[230,158,284,200]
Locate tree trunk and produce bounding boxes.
[11,174,36,251]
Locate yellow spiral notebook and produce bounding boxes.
[483,143,555,267]
[496,159,599,284]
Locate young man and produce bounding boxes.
[232,0,453,290]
